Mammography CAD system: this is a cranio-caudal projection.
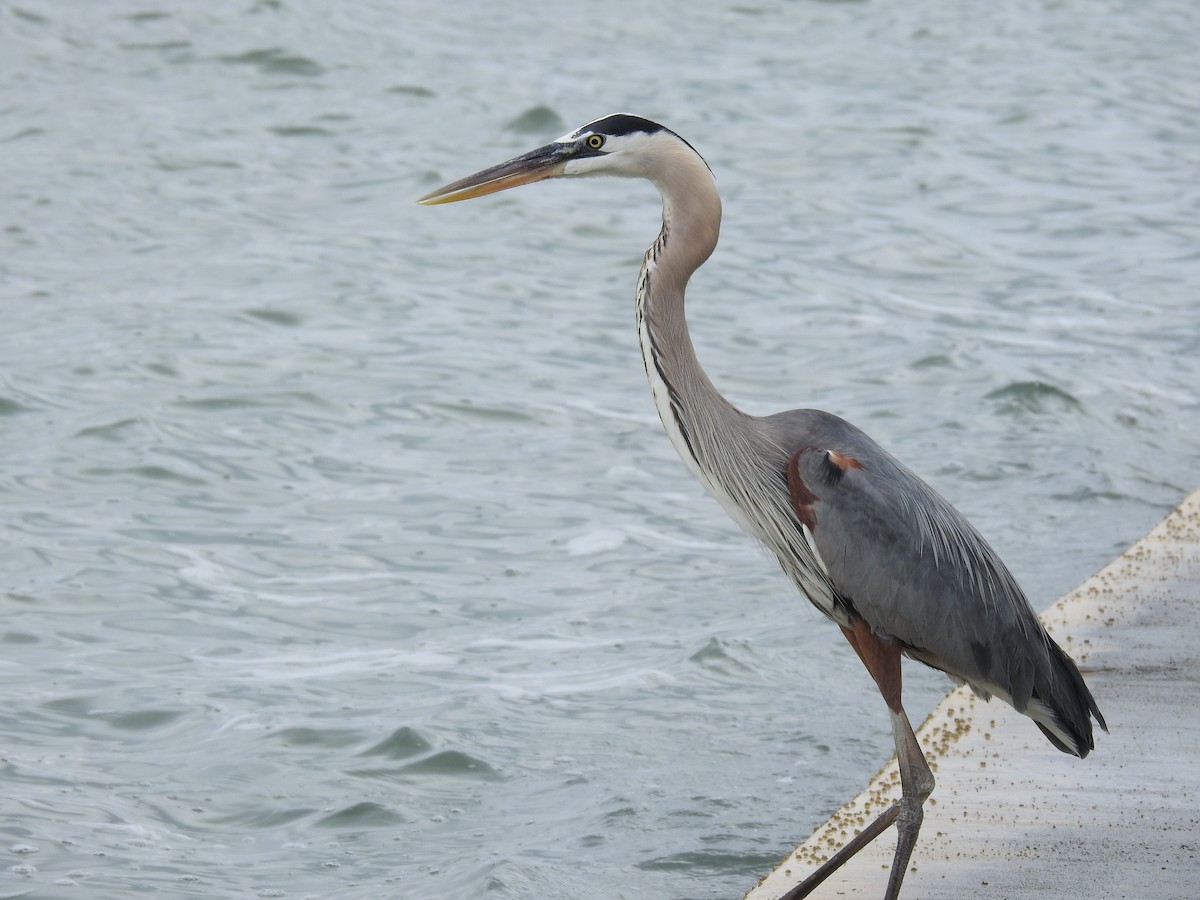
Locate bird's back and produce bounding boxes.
[761,408,1106,757]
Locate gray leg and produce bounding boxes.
[883,706,935,900]
[778,705,934,900]
[777,804,900,899]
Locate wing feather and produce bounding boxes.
[767,409,1103,755]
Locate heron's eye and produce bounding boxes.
[586,134,605,150]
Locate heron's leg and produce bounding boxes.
[883,705,935,900]
[778,619,934,899]
[777,803,901,899]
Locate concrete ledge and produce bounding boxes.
[746,488,1200,899]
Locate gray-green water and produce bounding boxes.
[3,1,1198,897]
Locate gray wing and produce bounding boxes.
[769,409,1103,756]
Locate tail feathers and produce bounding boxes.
[1028,639,1107,758]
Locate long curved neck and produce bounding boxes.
[631,141,827,600]
[635,147,752,490]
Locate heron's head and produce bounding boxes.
[418,114,707,205]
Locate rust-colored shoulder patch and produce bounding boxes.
[827,450,863,472]
[786,448,820,532]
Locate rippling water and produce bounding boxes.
[3,1,1198,897]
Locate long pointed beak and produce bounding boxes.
[418,142,569,205]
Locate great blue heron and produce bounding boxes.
[419,114,1106,899]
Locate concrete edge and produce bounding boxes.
[744,486,1200,899]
